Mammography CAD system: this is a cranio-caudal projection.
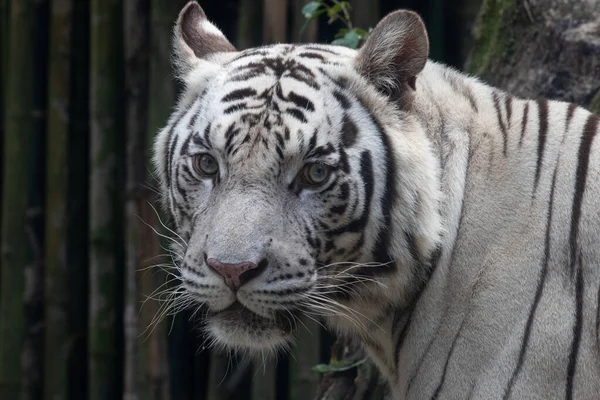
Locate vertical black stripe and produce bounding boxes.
[325,151,374,237]
[406,322,440,396]
[354,95,397,274]
[187,91,205,129]
[596,281,600,344]
[373,120,396,265]
[430,320,466,400]
[503,163,558,400]
[569,114,598,276]
[505,95,512,130]
[394,248,442,387]
[493,92,508,156]
[179,135,192,156]
[519,102,529,147]
[393,304,415,374]
[203,122,213,148]
[533,98,549,194]
[566,258,584,400]
[565,103,578,132]
[465,87,478,112]
[400,249,442,391]
[165,111,187,188]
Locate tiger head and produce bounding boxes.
[153,1,443,353]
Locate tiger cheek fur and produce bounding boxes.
[153,2,600,399]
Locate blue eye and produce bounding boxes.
[303,163,331,185]
[193,154,218,176]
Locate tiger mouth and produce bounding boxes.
[209,301,295,334]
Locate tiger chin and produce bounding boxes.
[153,1,600,398]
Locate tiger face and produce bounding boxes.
[153,2,443,353]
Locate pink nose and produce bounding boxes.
[206,258,260,290]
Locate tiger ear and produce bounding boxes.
[173,1,237,75]
[355,10,429,100]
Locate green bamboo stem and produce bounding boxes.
[0,0,34,397]
[0,1,9,297]
[145,1,185,398]
[123,0,150,399]
[206,350,229,400]
[44,1,72,399]
[290,315,321,399]
[88,0,122,398]
[148,0,181,137]
[252,359,277,400]
[349,0,379,36]
[236,0,261,49]
[263,0,288,43]
[22,1,47,398]
[66,1,90,397]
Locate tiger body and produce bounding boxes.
[153,3,600,399]
[355,63,600,399]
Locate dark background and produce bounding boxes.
[0,1,484,399]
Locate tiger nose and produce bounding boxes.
[206,258,264,291]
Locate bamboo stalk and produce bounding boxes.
[0,0,36,397]
[67,1,90,398]
[0,1,8,297]
[252,359,277,400]
[44,1,72,399]
[350,0,380,33]
[88,0,123,398]
[292,0,318,43]
[236,0,261,50]
[263,0,288,43]
[21,1,48,398]
[133,1,187,399]
[148,0,181,135]
[206,350,229,400]
[123,0,150,399]
[427,0,445,62]
[137,204,171,400]
[290,315,321,399]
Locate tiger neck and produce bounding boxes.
[327,62,489,380]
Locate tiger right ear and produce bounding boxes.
[173,1,237,75]
[355,10,429,102]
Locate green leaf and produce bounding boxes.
[311,358,367,373]
[331,29,361,49]
[302,1,322,18]
[311,364,333,373]
[354,28,369,37]
[334,28,349,39]
[300,8,326,35]
[327,3,344,18]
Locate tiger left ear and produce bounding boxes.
[173,1,237,75]
[355,10,429,101]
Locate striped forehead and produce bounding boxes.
[223,44,356,74]
[192,48,358,148]
[210,45,354,113]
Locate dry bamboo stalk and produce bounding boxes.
[0,0,35,396]
[44,0,72,398]
[292,0,318,43]
[263,0,289,43]
[88,0,122,398]
[123,0,150,399]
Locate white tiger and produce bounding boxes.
[152,2,600,399]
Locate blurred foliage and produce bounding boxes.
[302,0,371,49]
